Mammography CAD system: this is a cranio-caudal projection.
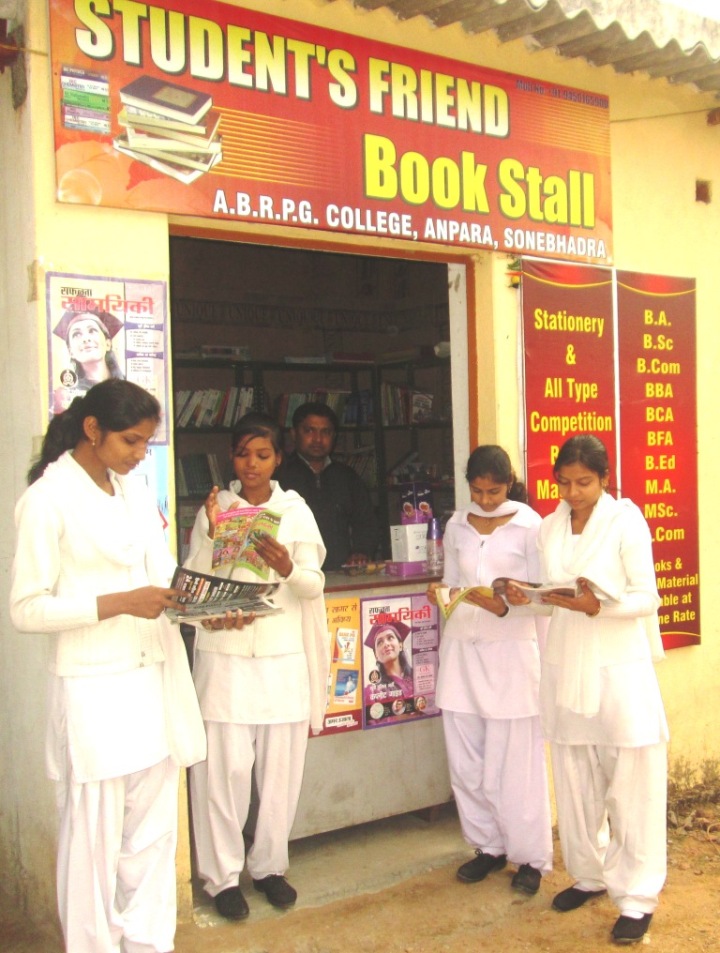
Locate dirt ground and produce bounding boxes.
[5,806,720,953]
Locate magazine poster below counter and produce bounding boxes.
[321,595,363,737]
[361,593,440,730]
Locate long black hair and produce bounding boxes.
[465,445,528,503]
[28,379,160,484]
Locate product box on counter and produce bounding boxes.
[386,560,427,577]
[400,482,433,524]
[390,523,428,562]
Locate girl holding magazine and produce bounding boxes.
[426,445,552,896]
[505,434,668,946]
[9,379,205,953]
[185,412,329,921]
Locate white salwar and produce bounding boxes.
[538,493,669,916]
[185,481,329,897]
[10,452,206,953]
[437,500,553,873]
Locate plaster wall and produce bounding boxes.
[1,0,718,924]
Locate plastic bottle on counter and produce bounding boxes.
[426,518,444,576]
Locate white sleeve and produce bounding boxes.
[283,539,325,598]
[9,489,98,634]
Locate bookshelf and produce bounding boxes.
[172,356,454,560]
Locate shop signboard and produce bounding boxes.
[49,0,611,263]
[522,259,617,517]
[522,260,699,647]
[616,271,699,647]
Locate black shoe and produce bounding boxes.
[214,886,249,921]
[612,913,653,944]
[511,864,542,895]
[456,851,507,883]
[252,874,297,909]
[552,885,607,912]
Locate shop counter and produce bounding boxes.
[292,570,452,839]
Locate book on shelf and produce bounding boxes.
[176,390,204,427]
[166,565,281,624]
[119,75,213,125]
[177,453,215,496]
[377,345,436,364]
[212,507,282,580]
[177,501,199,564]
[410,391,434,423]
[283,355,329,364]
[328,351,375,364]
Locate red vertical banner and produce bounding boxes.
[522,260,616,517]
[616,272,699,647]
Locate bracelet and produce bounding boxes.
[586,604,601,617]
[498,604,509,618]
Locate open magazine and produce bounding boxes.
[436,578,608,621]
[435,585,495,622]
[165,565,281,623]
[212,506,281,579]
[491,578,578,604]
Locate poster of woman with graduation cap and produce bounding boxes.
[45,271,171,522]
[51,305,126,414]
[361,593,440,728]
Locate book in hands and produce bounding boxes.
[435,585,495,621]
[166,566,281,624]
[212,507,282,580]
[491,578,589,604]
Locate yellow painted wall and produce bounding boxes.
[2,0,719,925]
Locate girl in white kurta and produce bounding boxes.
[9,379,206,953]
[507,435,668,946]
[186,412,329,921]
[428,446,552,896]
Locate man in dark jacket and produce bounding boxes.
[276,402,379,570]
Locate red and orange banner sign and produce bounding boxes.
[616,271,699,647]
[49,0,612,262]
[522,260,699,647]
[523,259,616,516]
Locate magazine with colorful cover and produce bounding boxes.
[212,507,282,579]
[165,565,281,623]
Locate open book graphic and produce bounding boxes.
[165,565,281,623]
[212,507,281,579]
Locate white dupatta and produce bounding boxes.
[541,492,664,716]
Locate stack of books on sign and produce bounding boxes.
[113,75,222,185]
